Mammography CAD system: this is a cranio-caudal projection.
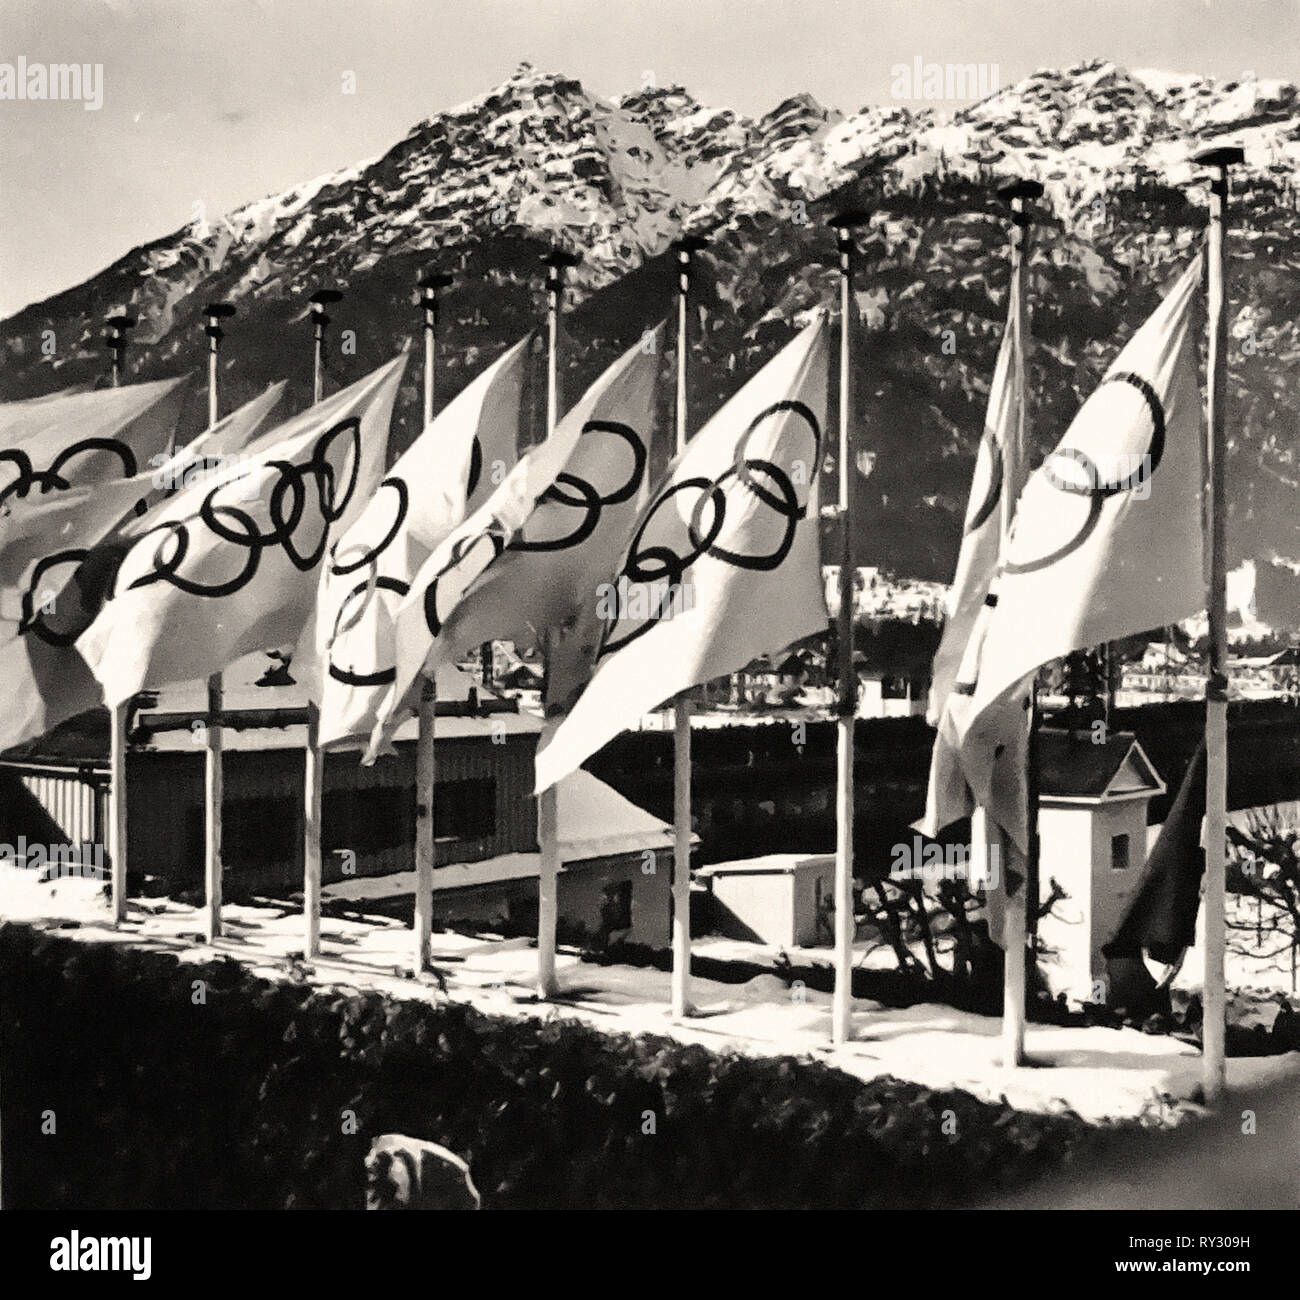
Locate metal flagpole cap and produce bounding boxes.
[1191,145,1245,169]
[203,301,235,339]
[541,248,582,269]
[996,178,1045,203]
[308,287,343,326]
[828,210,872,256]
[828,209,872,231]
[417,268,455,291]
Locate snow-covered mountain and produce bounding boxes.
[2,60,1297,581]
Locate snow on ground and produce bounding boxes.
[4,863,1297,1127]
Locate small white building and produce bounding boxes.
[1033,729,1165,1001]
[697,853,835,949]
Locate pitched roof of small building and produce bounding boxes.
[1036,728,1165,801]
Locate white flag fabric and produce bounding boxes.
[311,337,530,748]
[0,376,189,510]
[436,323,665,700]
[0,383,287,589]
[78,356,407,708]
[535,313,830,792]
[366,330,665,762]
[143,381,288,509]
[920,281,1026,842]
[0,384,286,752]
[958,255,1205,853]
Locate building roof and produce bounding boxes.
[1036,728,1165,802]
[323,769,692,900]
[0,652,534,767]
[697,853,833,878]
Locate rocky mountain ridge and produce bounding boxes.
[2,59,1297,582]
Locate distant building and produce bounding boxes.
[855,666,929,719]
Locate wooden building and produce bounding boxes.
[0,653,686,948]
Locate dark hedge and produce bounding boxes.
[1,920,1117,1209]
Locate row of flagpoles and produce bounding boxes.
[0,150,1245,1101]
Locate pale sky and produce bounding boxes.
[2,0,1298,317]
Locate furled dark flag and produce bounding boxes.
[1104,741,1207,966]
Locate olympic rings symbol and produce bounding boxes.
[422,524,508,638]
[414,419,652,644]
[0,438,138,509]
[125,417,362,599]
[1001,371,1166,578]
[508,421,647,555]
[599,399,821,658]
[327,576,411,687]
[964,426,1003,536]
[17,549,90,647]
[322,429,487,688]
[323,478,412,687]
[330,478,409,579]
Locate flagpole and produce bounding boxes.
[104,311,135,926]
[309,289,342,405]
[202,301,236,943]
[995,178,1042,1068]
[537,248,580,999]
[1193,144,1242,1106]
[103,311,135,390]
[303,287,341,959]
[829,211,869,1046]
[414,269,453,974]
[670,234,707,1020]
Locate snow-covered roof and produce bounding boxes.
[0,652,535,767]
[323,769,690,900]
[1037,729,1165,803]
[697,853,833,878]
[135,652,496,720]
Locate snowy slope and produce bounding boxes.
[2,59,1297,582]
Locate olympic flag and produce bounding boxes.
[78,356,407,708]
[535,313,830,792]
[0,383,287,753]
[366,330,664,761]
[920,276,1025,842]
[958,256,1205,852]
[435,323,665,711]
[0,376,188,509]
[309,336,529,748]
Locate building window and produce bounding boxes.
[434,778,496,842]
[220,797,298,867]
[1111,833,1130,872]
[325,787,412,857]
[599,879,633,934]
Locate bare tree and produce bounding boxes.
[1227,805,1300,990]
